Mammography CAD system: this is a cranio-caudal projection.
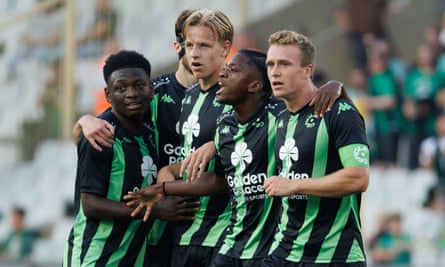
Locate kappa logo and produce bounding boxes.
[279,138,299,168]
[221,125,230,135]
[160,94,176,104]
[183,96,192,105]
[182,114,200,144]
[231,142,252,173]
[121,137,132,144]
[337,102,355,115]
[212,97,222,107]
[141,155,157,185]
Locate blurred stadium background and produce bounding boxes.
[0,0,442,266]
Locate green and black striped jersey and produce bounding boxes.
[270,99,369,264]
[64,109,158,267]
[148,72,194,249]
[151,72,196,167]
[215,99,285,259]
[175,82,232,247]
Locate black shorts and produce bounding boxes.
[261,254,367,267]
[211,253,264,267]
[171,245,220,267]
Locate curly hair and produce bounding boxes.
[103,50,151,83]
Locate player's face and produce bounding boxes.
[184,25,229,87]
[105,68,153,120]
[217,53,258,106]
[266,44,312,102]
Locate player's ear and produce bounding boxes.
[222,40,231,58]
[104,87,112,103]
[304,64,313,77]
[248,80,262,93]
[173,41,181,53]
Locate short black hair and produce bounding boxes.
[103,50,151,84]
[237,48,272,99]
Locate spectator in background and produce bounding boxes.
[370,213,412,266]
[407,186,445,266]
[402,43,445,169]
[364,51,401,168]
[0,206,35,264]
[39,59,63,139]
[419,113,445,189]
[76,0,118,59]
[423,24,444,65]
[373,38,407,87]
[6,0,64,80]
[340,0,389,71]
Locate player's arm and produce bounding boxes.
[72,114,115,151]
[264,166,369,198]
[180,141,216,181]
[124,172,228,221]
[156,163,182,183]
[81,192,161,221]
[149,197,200,222]
[310,80,348,117]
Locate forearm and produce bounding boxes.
[81,193,144,221]
[72,114,95,143]
[72,120,82,144]
[163,172,228,196]
[157,163,182,183]
[291,167,369,197]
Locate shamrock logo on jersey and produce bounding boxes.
[182,114,200,144]
[231,142,252,173]
[279,138,299,169]
[141,155,157,185]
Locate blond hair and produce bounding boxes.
[183,8,234,44]
[268,30,315,67]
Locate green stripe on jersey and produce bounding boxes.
[220,124,248,255]
[151,93,160,158]
[182,91,208,158]
[270,114,299,254]
[288,118,326,262]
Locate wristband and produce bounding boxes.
[162,181,168,196]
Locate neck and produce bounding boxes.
[234,96,267,123]
[112,111,143,134]
[199,67,222,91]
[285,82,317,113]
[175,62,196,88]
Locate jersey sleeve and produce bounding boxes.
[328,100,370,168]
[77,136,113,197]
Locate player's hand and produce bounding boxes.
[264,176,296,197]
[309,81,342,118]
[124,186,164,222]
[180,141,216,181]
[79,115,115,151]
[151,197,200,221]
